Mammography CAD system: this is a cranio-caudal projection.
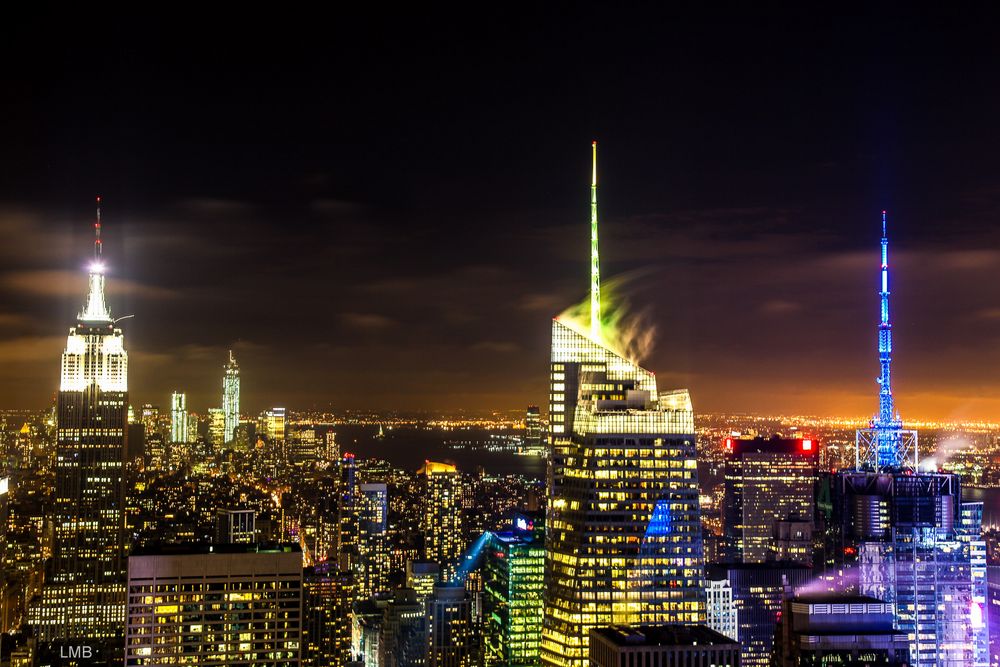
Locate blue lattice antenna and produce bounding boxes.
[856,210,917,471]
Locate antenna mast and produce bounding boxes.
[590,141,601,338]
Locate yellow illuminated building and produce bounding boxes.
[418,461,463,581]
[541,319,706,667]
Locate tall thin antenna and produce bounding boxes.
[590,141,600,338]
[95,196,103,261]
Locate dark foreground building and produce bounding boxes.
[589,625,739,667]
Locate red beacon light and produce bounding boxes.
[724,438,733,451]
[801,439,813,452]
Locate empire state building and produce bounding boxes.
[29,201,129,645]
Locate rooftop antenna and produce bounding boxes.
[590,141,601,338]
[95,195,102,261]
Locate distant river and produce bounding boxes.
[331,425,546,479]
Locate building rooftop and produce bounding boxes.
[131,542,301,557]
[792,593,884,605]
[592,625,738,647]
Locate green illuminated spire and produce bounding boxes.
[590,140,600,338]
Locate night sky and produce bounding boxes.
[3,9,1000,419]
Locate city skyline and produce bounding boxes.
[4,11,1000,420]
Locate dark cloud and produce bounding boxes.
[2,10,1000,418]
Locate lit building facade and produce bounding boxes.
[223,349,240,444]
[302,562,354,667]
[817,212,989,667]
[482,513,545,667]
[215,508,256,544]
[357,482,390,597]
[419,461,463,581]
[208,407,225,447]
[524,406,544,456]
[541,143,705,667]
[30,216,129,644]
[707,562,812,667]
[773,593,909,667]
[426,583,478,667]
[705,579,737,642]
[722,436,818,564]
[379,588,427,667]
[261,407,287,443]
[170,391,187,443]
[125,544,303,665]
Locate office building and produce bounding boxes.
[223,349,240,443]
[523,406,544,456]
[408,560,441,604]
[541,143,705,667]
[379,588,427,667]
[426,583,478,667]
[708,562,812,667]
[358,482,390,597]
[819,212,988,667]
[302,562,354,667]
[988,566,1000,667]
[140,403,160,440]
[290,426,319,467]
[208,407,225,447]
[772,518,812,565]
[589,625,740,667]
[773,593,909,667]
[125,544,303,665]
[419,461,463,581]
[482,513,545,667]
[215,508,256,544]
[187,412,199,443]
[29,210,129,643]
[722,436,817,564]
[705,579,737,642]
[170,391,187,443]
[325,430,339,462]
[261,407,287,443]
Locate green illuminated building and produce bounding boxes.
[483,513,545,666]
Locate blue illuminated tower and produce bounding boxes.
[820,211,988,667]
[856,211,916,471]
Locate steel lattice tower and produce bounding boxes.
[856,210,916,471]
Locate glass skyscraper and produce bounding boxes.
[540,144,705,667]
[419,461,464,581]
[170,390,187,443]
[483,513,545,667]
[223,349,240,443]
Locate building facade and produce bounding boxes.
[589,625,740,667]
[30,219,129,645]
[482,514,545,666]
[125,545,303,665]
[419,461,463,582]
[541,144,704,667]
[722,436,817,564]
[223,350,240,444]
[170,391,187,443]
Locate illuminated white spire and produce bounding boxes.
[590,141,601,338]
[79,197,112,322]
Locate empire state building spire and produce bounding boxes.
[80,196,111,322]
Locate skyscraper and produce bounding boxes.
[541,143,705,667]
[426,583,479,667]
[208,407,225,447]
[819,212,988,667]
[357,482,390,597]
[482,513,545,667]
[30,201,129,644]
[223,349,240,443]
[170,391,187,443]
[523,406,544,456]
[722,436,818,564]
[419,461,464,581]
